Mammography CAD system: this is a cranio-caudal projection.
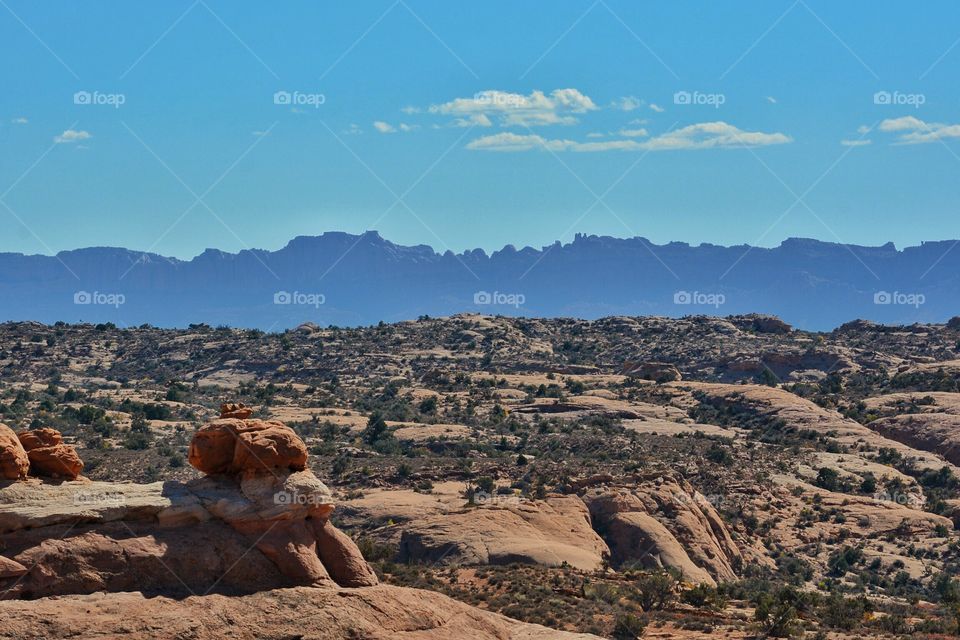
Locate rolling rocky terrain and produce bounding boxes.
[3,313,960,638]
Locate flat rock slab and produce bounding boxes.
[0,585,600,639]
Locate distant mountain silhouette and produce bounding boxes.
[1,231,957,330]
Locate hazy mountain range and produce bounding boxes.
[1,231,957,330]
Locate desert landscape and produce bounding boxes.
[2,313,960,638]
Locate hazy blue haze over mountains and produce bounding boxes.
[1,232,957,330]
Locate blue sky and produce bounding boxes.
[2,0,959,259]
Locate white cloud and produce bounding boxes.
[640,121,791,150]
[877,116,960,144]
[54,129,91,144]
[586,132,606,138]
[373,121,396,134]
[12,117,28,124]
[618,128,648,138]
[467,121,790,153]
[344,123,363,135]
[649,103,665,113]
[765,96,777,104]
[840,139,871,147]
[252,130,270,137]
[453,113,492,128]
[400,106,421,115]
[399,123,419,132]
[613,96,643,111]
[429,88,597,127]
[465,132,575,152]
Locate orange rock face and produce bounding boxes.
[312,518,379,587]
[17,428,84,480]
[189,415,307,475]
[0,423,30,481]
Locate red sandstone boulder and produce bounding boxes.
[188,420,239,475]
[233,425,308,473]
[0,424,29,481]
[16,428,84,480]
[189,417,307,475]
[220,402,253,419]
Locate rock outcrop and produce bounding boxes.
[397,495,610,571]
[0,406,376,599]
[16,428,83,480]
[584,478,742,586]
[188,414,307,475]
[0,424,29,481]
[0,585,598,639]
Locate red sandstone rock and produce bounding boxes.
[0,424,29,481]
[312,518,379,587]
[0,555,27,579]
[220,402,253,419]
[17,428,84,480]
[189,416,307,475]
[233,425,307,473]
[188,420,239,475]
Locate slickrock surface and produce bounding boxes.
[0,585,598,639]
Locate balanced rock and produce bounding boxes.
[17,428,84,480]
[180,407,377,591]
[0,424,29,481]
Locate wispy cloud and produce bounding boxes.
[876,116,960,144]
[12,117,28,124]
[54,129,91,144]
[429,88,597,127]
[467,121,791,153]
[840,138,871,147]
[373,120,418,133]
[612,96,643,111]
[649,103,665,113]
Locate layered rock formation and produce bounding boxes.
[0,585,598,639]
[0,404,593,638]
[397,495,610,571]
[0,404,376,599]
[584,477,742,586]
